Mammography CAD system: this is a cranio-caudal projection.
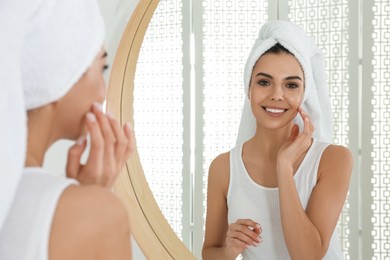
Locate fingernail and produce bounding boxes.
[86,112,96,122]
[253,242,260,247]
[125,122,133,131]
[256,223,261,229]
[76,135,86,145]
[93,102,103,111]
[106,111,115,119]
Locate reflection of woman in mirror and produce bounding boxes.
[0,0,134,259]
[202,21,352,259]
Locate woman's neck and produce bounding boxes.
[248,123,294,160]
[25,106,57,167]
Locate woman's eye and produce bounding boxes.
[103,64,109,72]
[258,80,269,86]
[286,83,299,89]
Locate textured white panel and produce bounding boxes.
[371,1,390,258]
[134,0,184,239]
[288,0,351,258]
[202,0,268,224]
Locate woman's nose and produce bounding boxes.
[270,86,283,101]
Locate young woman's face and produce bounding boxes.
[249,52,304,131]
[55,47,108,139]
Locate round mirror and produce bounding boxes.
[107,0,268,257]
[106,0,195,258]
[107,0,359,258]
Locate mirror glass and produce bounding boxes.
[131,0,269,253]
[124,0,390,258]
[133,0,185,243]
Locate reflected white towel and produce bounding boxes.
[236,20,333,145]
[22,0,105,110]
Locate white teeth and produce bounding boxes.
[265,107,285,113]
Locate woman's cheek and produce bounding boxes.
[295,95,304,108]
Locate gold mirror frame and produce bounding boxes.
[106,0,196,259]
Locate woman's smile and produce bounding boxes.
[262,106,288,117]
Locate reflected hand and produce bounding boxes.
[66,103,135,187]
[277,107,314,172]
[225,219,262,258]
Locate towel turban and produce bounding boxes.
[22,0,105,110]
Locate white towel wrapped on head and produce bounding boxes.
[22,0,105,110]
[236,20,333,145]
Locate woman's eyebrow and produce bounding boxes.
[256,72,273,78]
[256,72,302,81]
[285,76,302,81]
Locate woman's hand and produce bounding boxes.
[66,102,135,187]
[225,219,262,258]
[277,107,314,171]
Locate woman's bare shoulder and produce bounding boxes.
[49,185,130,259]
[319,144,353,179]
[54,185,127,227]
[56,184,127,221]
[210,151,230,172]
[322,144,352,164]
[208,151,231,194]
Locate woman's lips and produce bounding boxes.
[262,106,288,114]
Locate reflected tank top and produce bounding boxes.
[227,138,343,259]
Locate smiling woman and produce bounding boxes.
[202,21,352,260]
[106,0,390,259]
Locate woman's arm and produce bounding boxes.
[278,145,352,259]
[277,109,353,259]
[202,153,261,260]
[202,153,235,260]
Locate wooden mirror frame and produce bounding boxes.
[106,0,196,259]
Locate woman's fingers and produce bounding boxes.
[227,229,261,247]
[92,103,117,186]
[66,135,86,179]
[104,109,135,176]
[123,122,135,160]
[236,219,262,235]
[227,219,262,247]
[106,112,129,170]
[277,108,314,171]
[83,112,104,181]
[225,219,262,257]
[299,107,314,136]
[71,103,135,188]
[288,124,300,141]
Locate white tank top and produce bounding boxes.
[0,167,77,260]
[227,138,343,259]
